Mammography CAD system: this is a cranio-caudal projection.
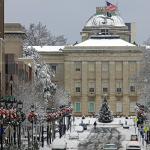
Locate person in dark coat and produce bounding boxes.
[94,121,97,129]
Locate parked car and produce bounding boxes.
[126,141,141,150]
[74,125,84,132]
[123,124,130,129]
[103,144,117,150]
[79,123,87,130]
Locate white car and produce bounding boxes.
[126,141,141,150]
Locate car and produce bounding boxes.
[79,123,87,130]
[123,124,130,129]
[126,141,141,150]
[103,144,117,150]
[74,125,84,132]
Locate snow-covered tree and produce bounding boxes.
[98,96,113,123]
[134,46,150,108]
[24,22,67,46]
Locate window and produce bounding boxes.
[88,81,95,93]
[102,80,109,93]
[130,86,135,92]
[116,80,122,93]
[75,62,81,72]
[116,101,123,112]
[74,102,81,112]
[75,81,81,93]
[76,87,80,92]
[130,102,136,112]
[129,81,136,92]
[117,88,122,93]
[102,62,109,72]
[88,62,95,72]
[51,65,57,73]
[5,54,15,74]
[116,62,122,72]
[88,102,95,112]
[89,88,94,92]
[103,88,108,93]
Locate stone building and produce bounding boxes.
[37,36,143,116]
[0,23,32,97]
[36,6,144,116]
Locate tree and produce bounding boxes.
[134,46,150,108]
[24,22,67,46]
[98,96,113,123]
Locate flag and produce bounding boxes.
[106,1,117,12]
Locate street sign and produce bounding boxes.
[1,96,15,100]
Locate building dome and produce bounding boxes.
[85,14,125,27]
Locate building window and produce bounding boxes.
[116,80,122,93]
[116,101,123,112]
[103,88,108,93]
[88,81,95,93]
[88,102,95,112]
[102,80,109,93]
[116,88,122,93]
[89,88,94,92]
[76,87,80,92]
[75,62,81,72]
[74,102,81,112]
[130,86,135,92]
[130,102,136,112]
[116,62,122,72]
[75,81,81,93]
[102,62,109,72]
[51,65,57,73]
[88,62,95,72]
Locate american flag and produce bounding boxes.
[106,1,117,12]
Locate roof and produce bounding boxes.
[29,46,65,52]
[75,38,135,47]
[85,14,125,27]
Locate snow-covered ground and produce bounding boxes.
[39,116,150,150]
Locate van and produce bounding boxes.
[126,141,141,150]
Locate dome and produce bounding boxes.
[85,14,125,27]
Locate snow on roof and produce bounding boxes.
[29,46,65,52]
[75,38,135,47]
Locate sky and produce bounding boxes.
[5,0,150,44]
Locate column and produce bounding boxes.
[95,62,102,112]
[123,61,129,116]
[82,62,88,115]
[109,61,116,113]
[64,62,71,93]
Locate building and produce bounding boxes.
[36,5,144,116]
[0,23,33,97]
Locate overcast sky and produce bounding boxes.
[5,0,150,44]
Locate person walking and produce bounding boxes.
[94,121,97,130]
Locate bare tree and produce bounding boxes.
[24,22,67,46]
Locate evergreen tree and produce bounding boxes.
[98,96,113,123]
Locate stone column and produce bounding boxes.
[82,62,88,115]
[64,61,71,93]
[123,61,129,116]
[109,61,116,113]
[95,62,102,112]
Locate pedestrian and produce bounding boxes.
[94,121,97,129]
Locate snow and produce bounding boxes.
[29,46,64,52]
[42,117,149,150]
[51,137,67,149]
[85,14,125,27]
[75,38,135,47]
